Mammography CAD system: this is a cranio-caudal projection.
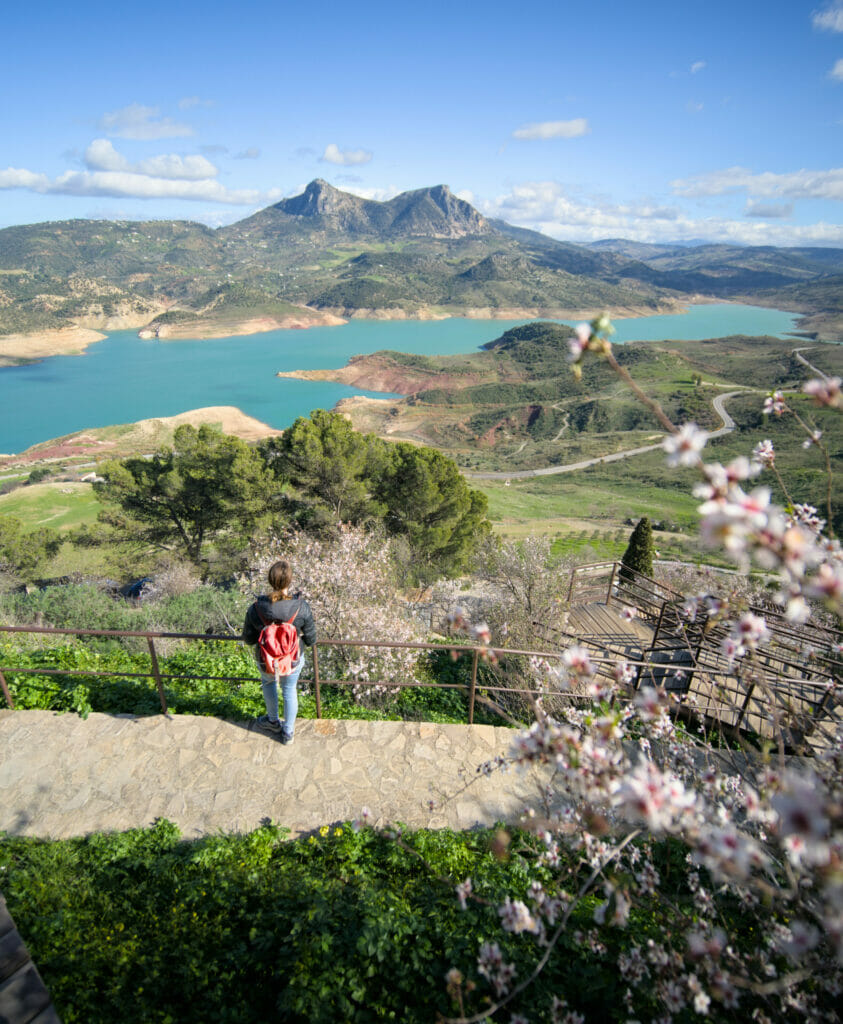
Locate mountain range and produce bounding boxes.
[1,179,841,343]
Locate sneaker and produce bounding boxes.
[256,715,282,734]
[280,729,294,745]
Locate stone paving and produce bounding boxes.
[0,710,550,840]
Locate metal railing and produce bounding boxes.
[0,622,641,726]
[1,562,838,750]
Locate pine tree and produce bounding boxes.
[620,516,654,581]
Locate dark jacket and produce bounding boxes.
[242,593,317,648]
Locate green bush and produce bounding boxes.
[0,821,799,1023]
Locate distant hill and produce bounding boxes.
[588,238,843,296]
[0,180,840,341]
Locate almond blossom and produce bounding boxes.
[803,375,842,407]
[663,423,708,467]
[753,438,775,466]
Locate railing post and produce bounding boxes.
[147,637,168,714]
[468,648,479,725]
[652,602,667,648]
[606,562,618,606]
[811,683,834,725]
[0,668,15,710]
[734,680,755,731]
[312,645,322,719]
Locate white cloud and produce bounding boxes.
[84,139,218,180]
[0,161,281,205]
[831,58,843,79]
[234,147,261,160]
[512,118,589,140]
[480,181,678,237]
[690,60,706,73]
[746,201,794,219]
[336,183,400,202]
[98,104,194,140]
[813,4,843,31]
[320,143,373,166]
[474,179,843,246]
[686,101,704,112]
[0,168,51,190]
[672,165,843,200]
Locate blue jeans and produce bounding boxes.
[254,649,305,736]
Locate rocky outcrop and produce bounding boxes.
[265,179,491,240]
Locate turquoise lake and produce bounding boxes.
[1,303,801,454]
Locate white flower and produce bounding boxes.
[455,877,472,910]
[733,611,769,651]
[664,423,708,467]
[763,390,787,416]
[499,897,541,934]
[753,439,775,467]
[562,645,595,678]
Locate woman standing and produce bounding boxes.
[242,560,316,744]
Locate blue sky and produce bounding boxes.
[1,0,841,246]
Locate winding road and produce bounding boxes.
[466,389,745,480]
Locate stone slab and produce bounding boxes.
[0,710,546,840]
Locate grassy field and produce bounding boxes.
[0,481,101,531]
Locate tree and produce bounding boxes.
[620,515,654,581]
[0,514,62,584]
[94,425,279,568]
[260,411,490,580]
[374,442,490,581]
[260,410,387,527]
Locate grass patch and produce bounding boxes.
[0,482,101,531]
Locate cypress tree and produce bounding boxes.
[620,516,654,581]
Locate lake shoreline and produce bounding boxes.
[0,327,109,367]
[0,304,805,456]
[1,301,682,364]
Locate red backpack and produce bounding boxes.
[257,604,300,681]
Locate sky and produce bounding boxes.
[1,0,842,247]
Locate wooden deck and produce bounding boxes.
[564,602,655,659]
[563,600,840,756]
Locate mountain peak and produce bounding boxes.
[269,180,490,239]
[274,178,353,218]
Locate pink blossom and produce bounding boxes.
[499,897,541,934]
[562,644,595,678]
[763,390,787,416]
[568,322,591,362]
[664,423,708,467]
[753,438,775,467]
[615,760,697,831]
[472,621,491,645]
[803,375,842,407]
[805,561,843,602]
[733,611,769,651]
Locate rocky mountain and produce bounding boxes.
[0,180,840,340]
[226,180,490,241]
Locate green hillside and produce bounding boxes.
[3,180,840,341]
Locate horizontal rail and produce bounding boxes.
[2,606,837,747]
[0,623,639,725]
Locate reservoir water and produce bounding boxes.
[1,303,801,454]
